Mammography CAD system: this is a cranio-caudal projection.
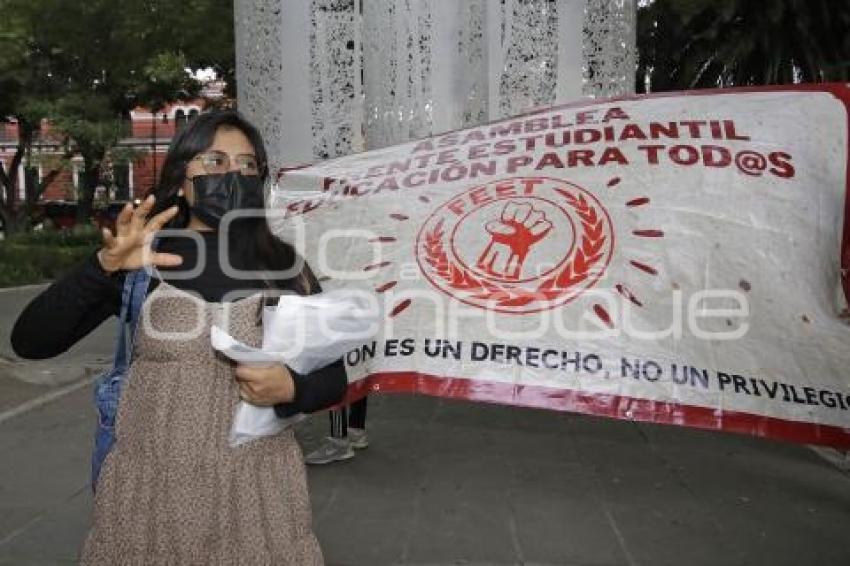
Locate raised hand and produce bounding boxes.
[475,201,553,280]
[97,195,184,273]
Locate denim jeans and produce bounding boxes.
[91,268,150,490]
[92,366,125,487]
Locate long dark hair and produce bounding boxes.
[148,110,313,294]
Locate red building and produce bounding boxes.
[0,89,224,210]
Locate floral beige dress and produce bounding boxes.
[81,281,323,565]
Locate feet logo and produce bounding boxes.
[416,177,615,314]
[477,201,554,280]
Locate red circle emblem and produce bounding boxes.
[416,177,615,314]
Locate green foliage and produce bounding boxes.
[6,224,101,247]
[638,0,850,91]
[0,225,101,287]
[0,5,32,118]
[151,0,236,97]
[137,52,200,112]
[25,151,71,180]
[109,145,145,168]
[47,93,129,166]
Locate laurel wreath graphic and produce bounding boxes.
[423,188,608,308]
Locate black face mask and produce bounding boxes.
[190,171,265,230]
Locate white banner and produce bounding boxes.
[270,85,850,448]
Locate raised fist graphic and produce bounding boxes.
[476,201,553,280]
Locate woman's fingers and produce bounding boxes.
[101,227,117,249]
[238,384,254,403]
[131,194,155,229]
[144,205,180,234]
[114,202,134,236]
[151,252,183,268]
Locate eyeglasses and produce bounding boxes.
[191,150,263,176]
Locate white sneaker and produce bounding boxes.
[304,437,355,465]
[348,427,369,450]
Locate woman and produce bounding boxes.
[11,110,343,564]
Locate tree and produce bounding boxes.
[148,0,236,98]
[0,0,234,229]
[637,0,850,92]
[0,5,58,235]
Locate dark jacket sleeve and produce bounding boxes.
[273,260,348,417]
[274,359,348,418]
[10,252,125,359]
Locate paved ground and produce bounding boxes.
[1,284,849,565]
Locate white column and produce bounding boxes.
[235,0,291,172]
[236,0,363,171]
[17,163,25,200]
[582,0,637,98]
[236,0,636,165]
[557,0,585,102]
[72,158,83,200]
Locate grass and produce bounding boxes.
[0,225,101,287]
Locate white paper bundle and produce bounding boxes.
[211,292,378,446]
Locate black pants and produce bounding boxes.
[329,397,367,438]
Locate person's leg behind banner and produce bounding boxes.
[305,398,369,465]
[347,397,368,449]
